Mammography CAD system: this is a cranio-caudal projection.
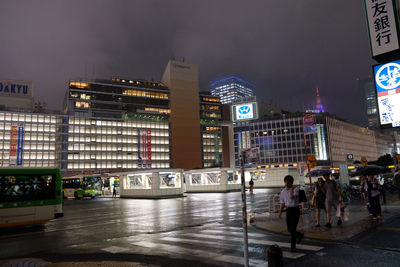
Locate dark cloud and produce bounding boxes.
[0,0,374,125]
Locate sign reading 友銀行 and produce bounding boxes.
[365,0,400,59]
[373,59,400,128]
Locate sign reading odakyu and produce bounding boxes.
[0,80,32,97]
[232,102,258,122]
[373,59,400,128]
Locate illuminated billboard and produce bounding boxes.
[374,59,400,129]
[232,102,258,122]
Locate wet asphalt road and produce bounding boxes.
[1,190,400,266]
[0,189,279,266]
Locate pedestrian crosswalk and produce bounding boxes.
[99,223,324,266]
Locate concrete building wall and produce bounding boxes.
[326,116,393,167]
[161,61,202,169]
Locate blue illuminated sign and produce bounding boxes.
[373,60,400,128]
[236,104,254,120]
[238,106,251,115]
[374,59,400,93]
[16,125,24,166]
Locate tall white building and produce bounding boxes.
[210,75,254,104]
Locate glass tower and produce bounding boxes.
[210,75,254,104]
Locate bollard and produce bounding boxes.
[267,244,283,267]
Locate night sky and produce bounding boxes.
[0,1,376,126]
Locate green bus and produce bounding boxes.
[0,168,63,228]
[62,175,102,199]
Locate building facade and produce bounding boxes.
[64,78,170,119]
[233,114,394,168]
[0,112,60,168]
[210,75,254,104]
[359,77,379,129]
[0,62,233,173]
[0,111,171,175]
[161,60,202,169]
[199,92,223,168]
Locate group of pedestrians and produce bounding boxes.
[278,169,400,251]
[278,173,343,251]
[312,173,343,228]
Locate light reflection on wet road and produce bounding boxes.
[0,189,278,261]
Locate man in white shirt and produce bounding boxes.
[279,175,304,251]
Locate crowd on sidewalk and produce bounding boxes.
[276,168,400,251]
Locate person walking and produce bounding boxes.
[321,173,342,228]
[313,178,326,227]
[395,169,400,199]
[112,185,117,198]
[279,175,304,251]
[367,174,381,219]
[249,178,254,194]
[377,175,386,205]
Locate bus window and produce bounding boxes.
[0,174,56,202]
[62,178,81,189]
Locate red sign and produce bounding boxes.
[141,130,152,167]
[9,125,18,165]
[303,114,315,126]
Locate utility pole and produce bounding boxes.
[240,149,249,267]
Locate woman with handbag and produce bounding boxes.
[313,177,326,227]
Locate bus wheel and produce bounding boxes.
[74,192,80,200]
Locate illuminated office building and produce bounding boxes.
[210,75,254,104]
[62,78,171,174]
[0,112,59,168]
[359,77,379,129]
[0,111,171,174]
[64,78,170,119]
[233,114,394,168]
[63,116,170,174]
[199,92,223,168]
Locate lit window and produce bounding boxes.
[75,102,90,108]
[69,82,90,89]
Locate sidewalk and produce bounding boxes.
[251,194,400,242]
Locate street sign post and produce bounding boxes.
[302,113,317,192]
[347,154,354,164]
[239,147,259,267]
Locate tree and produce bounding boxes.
[369,154,394,167]
[33,101,47,113]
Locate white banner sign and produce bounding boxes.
[365,0,400,57]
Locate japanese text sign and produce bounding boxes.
[365,0,400,57]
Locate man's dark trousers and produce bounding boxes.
[286,206,301,249]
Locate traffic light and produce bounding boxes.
[306,155,317,168]
[361,156,368,167]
